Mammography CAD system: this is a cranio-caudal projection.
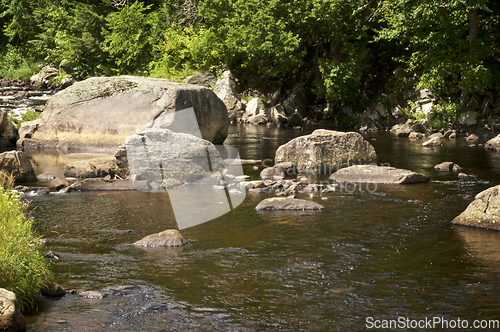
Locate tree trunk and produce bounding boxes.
[468,2,479,43]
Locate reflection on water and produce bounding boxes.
[25,126,500,331]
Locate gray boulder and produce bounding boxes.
[0,151,36,182]
[18,76,229,150]
[125,128,225,187]
[485,134,500,151]
[267,104,288,125]
[422,137,442,147]
[452,185,500,231]
[37,172,56,181]
[64,157,115,179]
[213,70,243,120]
[41,283,66,297]
[283,86,308,117]
[288,110,304,127]
[0,110,18,147]
[241,98,266,123]
[49,178,69,191]
[134,229,187,247]
[260,162,296,179]
[329,165,429,184]
[390,119,428,137]
[30,66,58,88]
[434,162,462,172]
[0,288,26,332]
[274,129,377,174]
[255,197,324,210]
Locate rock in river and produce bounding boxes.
[255,197,325,210]
[134,229,187,247]
[0,288,26,332]
[0,151,36,183]
[329,165,429,184]
[452,184,500,231]
[274,129,377,174]
[17,76,229,150]
[485,134,500,151]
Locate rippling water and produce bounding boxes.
[25,125,500,331]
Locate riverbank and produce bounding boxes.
[0,173,55,310]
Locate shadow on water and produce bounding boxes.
[25,126,500,331]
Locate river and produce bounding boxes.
[25,124,500,331]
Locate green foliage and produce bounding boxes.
[149,25,210,80]
[0,174,55,310]
[430,99,460,129]
[0,45,38,80]
[376,0,498,96]
[0,0,499,123]
[102,1,161,75]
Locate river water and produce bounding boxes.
[25,125,500,331]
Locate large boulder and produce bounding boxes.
[255,197,324,210]
[17,76,229,150]
[0,288,26,332]
[134,229,187,247]
[125,128,225,189]
[30,66,58,88]
[213,70,244,121]
[283,86,308,117]
[267,104,288,125]
[452,185,500,231]
[329,165,429,184]
[485,134,500,151]
[0,151,36,182]
[0,110,18,148]
[241,98,266,123]
[390,119,428,137]
[274,129,377,174]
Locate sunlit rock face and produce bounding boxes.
[275,129,377,174]
[17,76,229,150]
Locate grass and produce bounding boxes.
[9,109,41,130]
[0,172,55,311]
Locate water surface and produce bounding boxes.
[26,126,500,331]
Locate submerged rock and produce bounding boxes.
[134,229,187,247]
[255,197,325,210]
[329,165,429,184]
[274,129,376,174]
[17,75,229,150]
[0,288,26,332]
[41,283,66,297]
[452,185,500,231]
[421,137,442,147]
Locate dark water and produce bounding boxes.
[26,125,500,331]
